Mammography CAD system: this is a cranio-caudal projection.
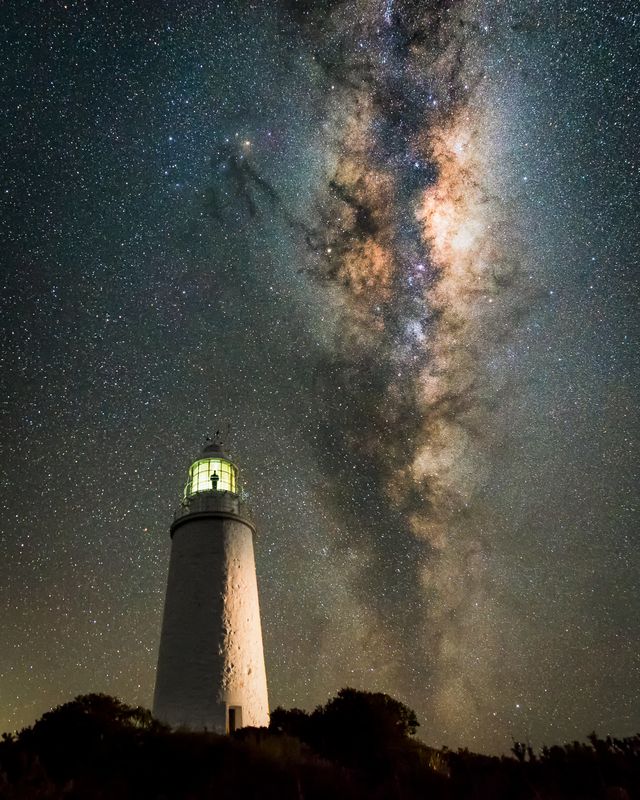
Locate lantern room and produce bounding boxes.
[184,441,238,497]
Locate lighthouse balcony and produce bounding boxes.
[173,490,251,523]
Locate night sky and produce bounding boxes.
[1,0,638,753]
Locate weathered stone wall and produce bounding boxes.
[153,514,269,732]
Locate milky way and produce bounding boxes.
[282,0,549,741]
[0,1,638,752]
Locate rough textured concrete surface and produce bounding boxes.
[153,496,269,732]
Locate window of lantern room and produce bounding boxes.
[185,458,238,496]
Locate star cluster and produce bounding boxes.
[0,0,638,752]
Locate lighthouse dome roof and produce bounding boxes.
[200,440,233,462]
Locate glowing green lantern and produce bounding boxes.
[184,442,238,497]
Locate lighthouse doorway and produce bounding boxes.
[228,706,242,733]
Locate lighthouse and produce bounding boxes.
[153,440,269,732]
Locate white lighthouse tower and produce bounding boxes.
[153,440,269,732]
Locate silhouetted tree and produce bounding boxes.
[271,687,420,774]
